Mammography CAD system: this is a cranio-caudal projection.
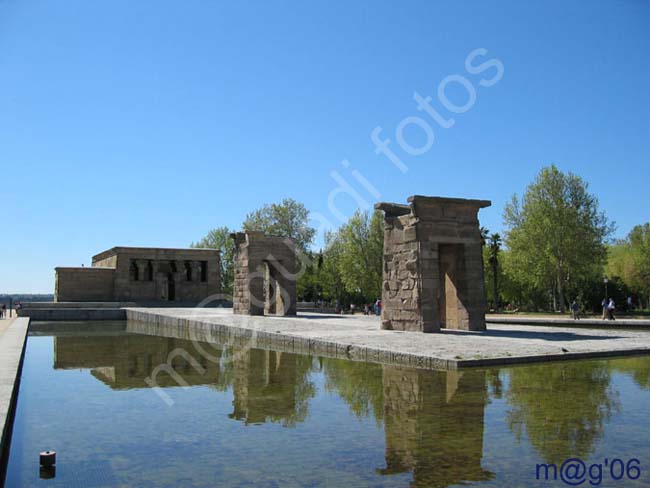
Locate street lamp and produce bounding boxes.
[604,278,609,301]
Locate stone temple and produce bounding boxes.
[375,195,491,332]
[55,246,221,303]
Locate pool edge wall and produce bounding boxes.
[0,318,30,486]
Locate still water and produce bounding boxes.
[4,322,650,487]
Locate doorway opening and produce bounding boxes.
[167,273,176,301]
[438,244,467,329]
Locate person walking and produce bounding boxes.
[571,300,580,320]
[601,298,608,320]
[607,298,616,320]
[0,304,5,319]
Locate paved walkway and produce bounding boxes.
[487,314,650,328]
[0,317,28,463]
[127,308,650,369]
[0,314,17,337]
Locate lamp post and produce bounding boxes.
[604,278,609,301]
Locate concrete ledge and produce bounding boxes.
[125,308,650,370]
[18,308,126,321]
[29,321,128,336]
[19,302,136,309]
[126,309,461,370]
[0,318,29,481]
[17,301,231,321]
[486,315,650,328]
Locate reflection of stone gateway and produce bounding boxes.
[380,366,494,487]
[229,348,313,426]
[375,196,491,332]
[231,232,297,316]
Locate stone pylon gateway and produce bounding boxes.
[231,232,298,316]
[375,195,491,332]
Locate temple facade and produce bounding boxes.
[55,246,221,303]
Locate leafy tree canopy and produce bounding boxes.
[607,223,650,307]
[325,210,383,303]
[243,198,316,251]
[503,165,614,311]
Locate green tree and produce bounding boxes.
[296,250,323,302]
[504,165,613,312]
[319,232,347,305]
[487,233,501,311]
[607,223,650,308]
[191,226,236,295]
[331,210,383,303]
[498,249,550,310]
[243,198,316,251]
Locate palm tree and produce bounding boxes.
[488,233,502,312]
[480,226,490,246]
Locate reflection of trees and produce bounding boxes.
[610,357,650,390]
[229,348,316,427]
[486,368,504,399]
[506,361,619,464]
[321,358,384,424]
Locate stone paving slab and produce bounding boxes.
[0,318,15,338]
[126,308,650,370]
[0,317,29,471]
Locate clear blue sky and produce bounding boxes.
[1,0,649,293]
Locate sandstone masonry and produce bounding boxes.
[375,195,491,332]
[231,232,297,316]
[55,246,221,303]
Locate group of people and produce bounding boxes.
[602,298,616,320]
[337,299,382,316]
[362,300,382,316]
[570,298,617,320]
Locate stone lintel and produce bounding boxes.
[374,202,411,217]
[407,195,491,209]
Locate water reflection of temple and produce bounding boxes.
[53,334,314,427]
[229,348,314,426]
[54,335,221,389]
[379,366,494,488]
[53,332,494,486]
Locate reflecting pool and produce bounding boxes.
[5,322,650,487]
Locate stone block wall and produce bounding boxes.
[92,247,221,303]
[54,246,221,303]
[55,267,115,302]
[231,232,297,316]
[380,210,430,332]
[376,195,490,332]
